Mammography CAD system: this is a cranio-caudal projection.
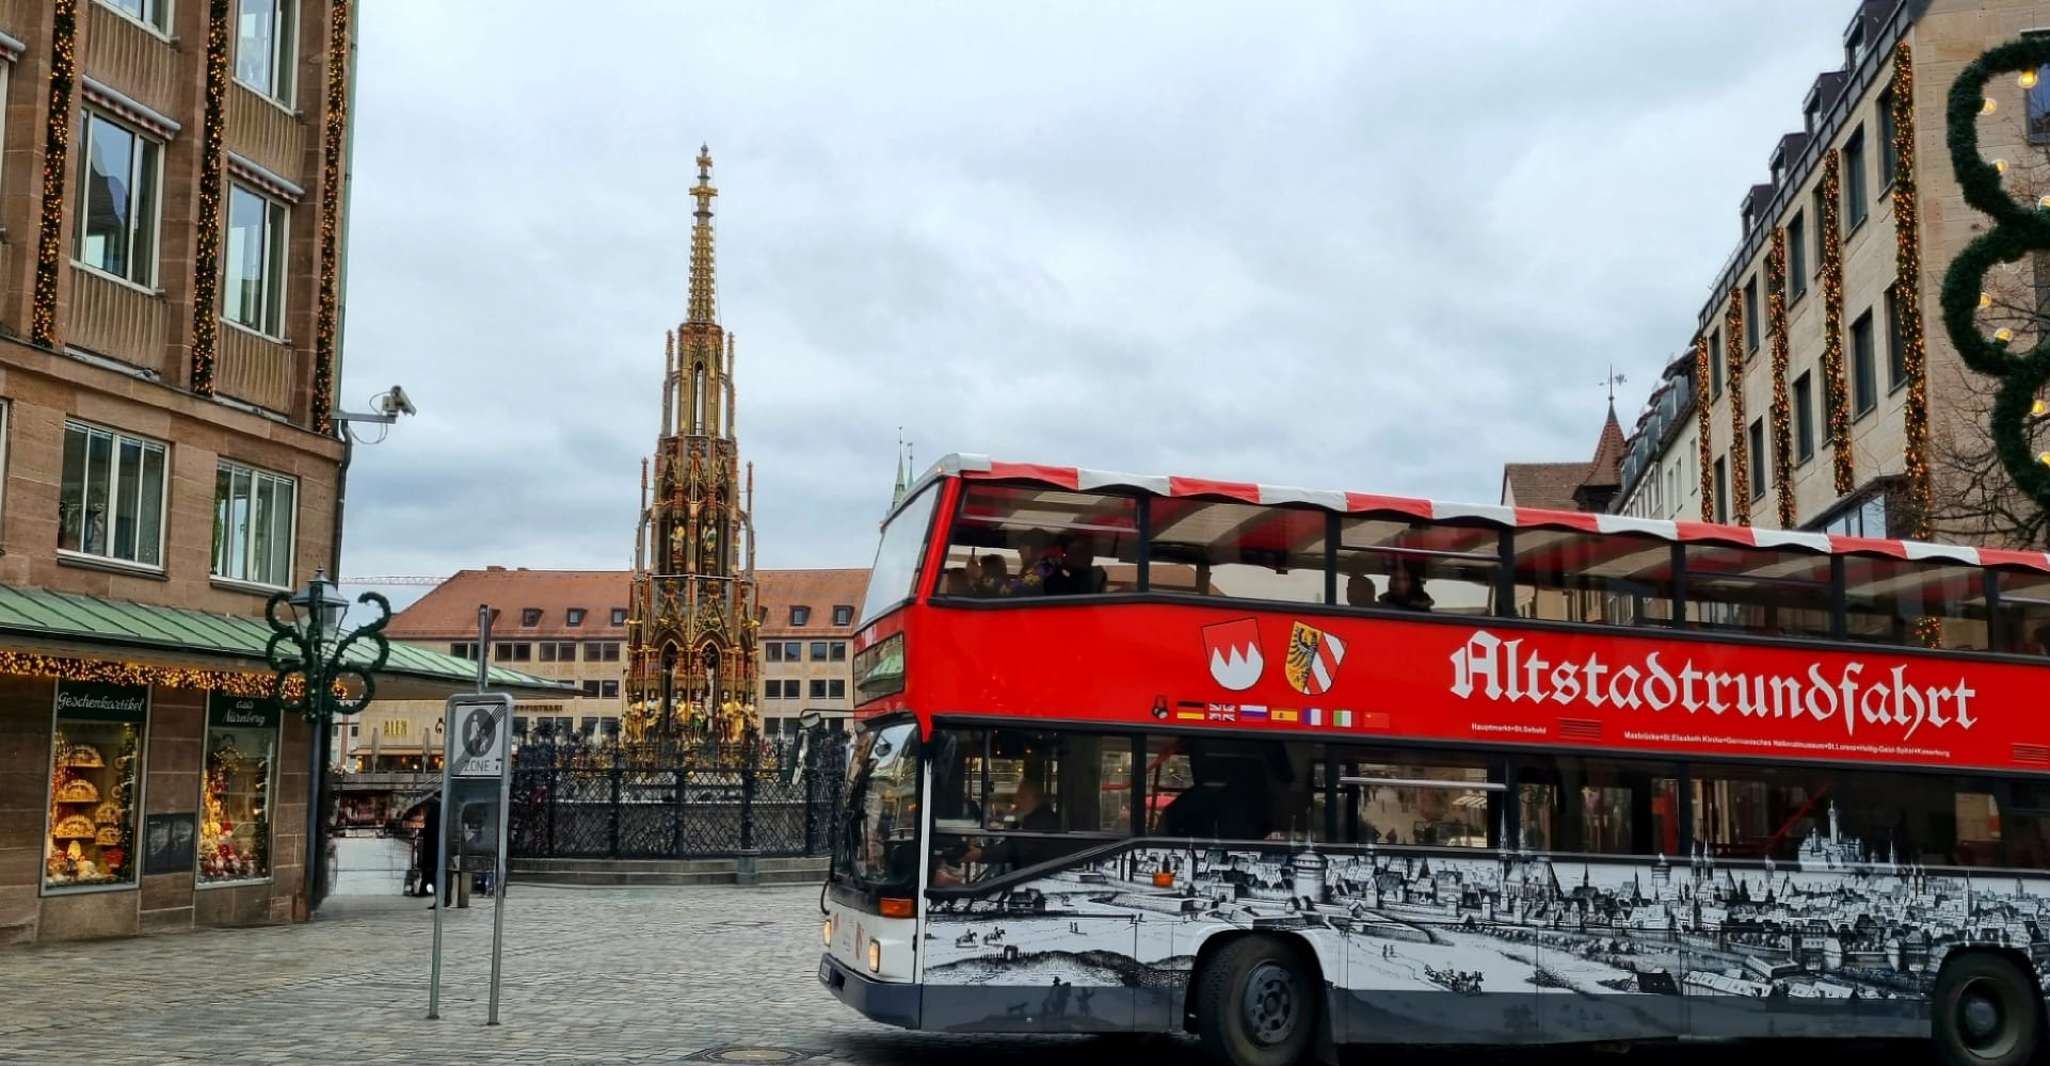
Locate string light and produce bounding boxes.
[0,652,301,697]
[310,1,352,434]
[29,0,78,348]
[1993,158,2009,174]
[1984,96,1999,113]
[1767,226,1795,527]
[2024,69,2041,89]
[1996,327,2016,343]
[2038,194,2050,211]
[2033,399,2048,417]
[1888,43,1934,573]
[1725,285,1750,526]
[1980,291,1995,309]
[1819,152,1855,495]
[188,0,229,396]
[1694,334,1716,510]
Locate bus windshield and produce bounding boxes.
[836,721,920,889]
[859,485,938,624]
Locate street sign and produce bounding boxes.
[447,696,510,778]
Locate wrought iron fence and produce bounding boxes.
[509,731,849,860]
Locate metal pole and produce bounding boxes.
[429,605,488,1019]
[488,703,510,1026]
[304,590,327,915]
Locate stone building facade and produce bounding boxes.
[1615,0,2050,541]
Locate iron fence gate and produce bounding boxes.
[509,732,849,860]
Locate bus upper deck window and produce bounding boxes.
[942,485,1138,598]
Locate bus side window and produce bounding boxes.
[1516,756,1679,857]
[1681,544,1832,639]
[940,485,1138,598]
[1339,751,1497,849]
[1337,517,1498,616]
[1994,570,2050,655]
[1689,766,1996,867]
[1509,530,1676,628]
[1843,558,1990,652]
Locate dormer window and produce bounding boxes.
[1803,94,1822,135]
[1844,22,1866,69]
[610,607,628,626]
[566,608,586,627]
[520,608,542,627]
[832,605,854,627]
[789,606,812,627]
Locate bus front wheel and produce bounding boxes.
[1933,953,2042,1066]
[1194,936,1319,1066]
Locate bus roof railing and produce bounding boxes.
[896,452,2050,575]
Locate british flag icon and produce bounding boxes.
[1202,618,1264,691]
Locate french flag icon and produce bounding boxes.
[1202,618,1264,691]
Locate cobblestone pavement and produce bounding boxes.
[0,883,1940,1065]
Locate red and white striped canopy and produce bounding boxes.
[919,453,2050,575]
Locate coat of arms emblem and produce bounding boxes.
[1201,618,1264,691]
[1284,621,1346,695]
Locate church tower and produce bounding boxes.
[625,146,759,744]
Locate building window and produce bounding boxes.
[599,680,618,699]
[198,694,278,885]
[1743,276,1760,353]
[557,642,577,662]
[212,460,297,588]
[1713,456,1728,524]
[829,679,845,700]
[449,642,467,658]
[1709,330,1723,397]
[60,421,167,568]
[76,111,162,286]
[1877,88,1898,185]
[496,642,531,662]
[223,183,287,336]
[583,641,621,662]
[1794,372,1815,463]
[610,607,627,626]
[235,0,296,102]
[45,680,148,891]
[538,642,558,663]
[1811,187,1827,267]
[809,641,827,661]
[829,641,847,662]
[789,606,811,626]
[781,641,800,660]
[1787,212,1807,300]
[101,0,169,32]
[566,608,585,627]
[765,642,783,663]
[1842,126,1868,230]
[763,680,781,700]
[581,680,600,697]
[2031,63,2050,144]
[1852,309,1878,416]
[1886,284,1909,391]
[809,679,827,700]
[520,608,542,626]
[1748,419,1766,501]
[831,605,853,627]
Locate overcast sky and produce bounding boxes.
[335,2,1845,597]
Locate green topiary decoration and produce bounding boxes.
[1941,37,2050,519]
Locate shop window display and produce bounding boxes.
[44,681,147,891]
[199,693,278,884]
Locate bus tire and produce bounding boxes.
[1194,936,1319,1066]
[1932,952,2041,1066]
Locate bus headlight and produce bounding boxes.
[822,918,833,948]
[867,938,882,974]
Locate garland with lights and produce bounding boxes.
[1820,153,1855,494]
[187,0,230,396]
[310,0,352,434]
[0,651,288,696]
[1891,43,1935,544]
[28,0,78,349]
[1940,37,2050,535]
[1725,287,1751,525]
[1694,333,1715,508]
[1767,226,1795,527]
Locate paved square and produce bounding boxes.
[0,884,1940,1064]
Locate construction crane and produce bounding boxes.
[340,576,447,586]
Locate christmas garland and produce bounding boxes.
[1694,334,1715,510]
[1768,226,1795,527]
[1821,153,1855,494]
[1892,43,1935,549]
[1940,36,2050,531]
[187,0,231,396]
[29,0,78,348]
[1726,287,1751,525]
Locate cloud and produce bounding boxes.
[335,1,1846,581]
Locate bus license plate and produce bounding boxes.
[818,959,834,986]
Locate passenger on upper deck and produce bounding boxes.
[1048,536,1108,595]
[973,554,1010,596]
[1380,559,1435,612]
[1343,561,1377,607]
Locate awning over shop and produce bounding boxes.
[0,584,575,700]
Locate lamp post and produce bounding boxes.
[265,567,390,913]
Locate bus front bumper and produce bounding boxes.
[819,952,921,1030]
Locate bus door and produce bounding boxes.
[1513,755,1686,1043]
[1333,750,1538,1044]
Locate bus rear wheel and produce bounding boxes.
[1933,953,2041,1066]
[1194,936,1319,1066]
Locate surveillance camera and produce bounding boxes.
[380,385,417,418]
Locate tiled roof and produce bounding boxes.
[388,567,873,640]
[388,569,631,639]
[1501,462,1592,510]
[1583,407,1626,491]
[758,569,871,637]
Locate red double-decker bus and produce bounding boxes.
[819,454,2050,1066]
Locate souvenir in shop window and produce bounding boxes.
[199,693,279,884]
[44,681,147,891]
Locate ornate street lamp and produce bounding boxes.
[265,567,391,912]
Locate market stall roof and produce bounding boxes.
[0,583,576,700]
